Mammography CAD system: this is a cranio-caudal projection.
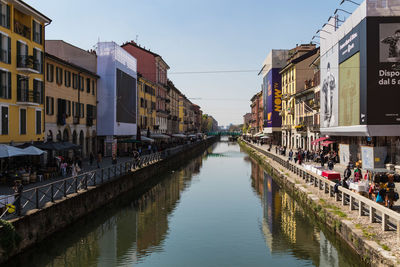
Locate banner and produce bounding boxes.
[265,69,282,128]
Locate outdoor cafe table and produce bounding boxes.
[321,170,341,182]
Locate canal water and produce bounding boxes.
[4,140,365,267]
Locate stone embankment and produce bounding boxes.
[240,140,400,267]
[0,137,218,264]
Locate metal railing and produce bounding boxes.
[0,152,162,220]
[243,140,400,239]
[0,138,214,220]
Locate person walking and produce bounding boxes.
[112,154,117,165]
[344,164,352,180]
[289,149,293,161]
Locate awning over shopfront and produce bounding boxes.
[151,134,170,139]
[261,136,270,139]
[172,134,187,138]
[32,141,80,151]
[321,140,335,147]
[0,145,26,158]
[22,146,45,155]
[311,137,329,145]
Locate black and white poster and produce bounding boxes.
[320,44,339,128]
[380,23,400,62]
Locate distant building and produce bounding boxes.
[96,42,137,157]
[137,74,157,134]
[250,91,263,134]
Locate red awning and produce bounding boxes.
[321,140,336,147]
[311,137,329,145]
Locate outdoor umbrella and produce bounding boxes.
[0,144,26,158]
[22,146,45,156]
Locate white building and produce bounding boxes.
[96,42,138,156]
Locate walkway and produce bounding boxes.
[0,156,132,195]
[251,142,400,212]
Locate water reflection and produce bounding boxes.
[4,142,365,267]
[250,157,364,267]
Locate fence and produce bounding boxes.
[244,140,400,241]
[0,152,162,220]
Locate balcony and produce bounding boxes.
[17,89,41,105]
[14,21,31,39]
[17,55,41,74]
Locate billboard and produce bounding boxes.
[265,68,282,128]
[116,68,137,124]
[320,44,339,128]
[339,52,360,126]
[366,16,400,124]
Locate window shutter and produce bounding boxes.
[46,96,49,114]
[7,36,10,64]
[40,81,44,104]
[72,101,75,116]
[40,51,43,73]
[7,72,10,99]
[0,71,3,98]
[24,44,28,58]
[17,41,20,58]
[0,34,2,62]
[6,5,9,29]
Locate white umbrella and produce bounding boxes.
[0,145,26,158]
[172,134,186,138]
[22,146,45,155]
[151,134,170,139]
[141,136,155,143]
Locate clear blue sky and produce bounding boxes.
[25,0,358,126]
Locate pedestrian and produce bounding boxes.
[320,151,325,167]
[354,167,362,182]
[71,163,77,177]
[89,152,94,166]
[289,149,293,161]
[294,152,298,163]
[13,180,23,216]
[344,164,351,180]
[97,152,102,168]
[328,158,334,170]
[297,151,302,165]
[112,154,117,165]
[275,146,278,154]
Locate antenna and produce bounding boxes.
[136,35,139,43]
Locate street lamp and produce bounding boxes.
[334,8,352,15]
[340,0,360,6]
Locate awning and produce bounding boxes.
[172,134,187,138]
[254,132,264,137]
[22,146,45,155]
[0,145,26,158]
[261,136,270,139]
[32,141,80,151]
[141,136,155,142]
[151,134,170,139]
[311,137,329,145]
[321,140,336,147]
[187,134,197,138]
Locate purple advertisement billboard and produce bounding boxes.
[265,68,282,128]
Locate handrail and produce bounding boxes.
[243,140,400,236]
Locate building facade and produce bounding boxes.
[250,91,262,134]
[121,41,169,134]
[0,1,50,145]
[137,74,156,133]
[96,42,137,157]
[44,51,98,157]
[167,80,180,134]
[280,44,318,149]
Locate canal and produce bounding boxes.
[4,140,365,267]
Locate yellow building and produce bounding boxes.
[0,1,50,144]
[45,52,99,157]
[137,75,156,133]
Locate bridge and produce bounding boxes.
[206,132,241,136]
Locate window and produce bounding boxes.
[140,98,144,108]
[0,3,9,29]
[33,79,44,104]
[1,106,7,135]
[56,67,63,84]
[16,41,28,68]
[0,33,10,64]
[66,100,71,117]
[36,110,41,135]
[92,80,95,95]
[80,103,84,118]
[46,96,54,115]
[46,63,54,82]
[80,76,84,91]
[33,48,43,73]
[72,73,77,89]
[17,75,28,102]
[86,78,90,93]
[64,70,71,87]
[32,20,42,44]
[0,70,11,99]
[20,108,26,135]
[72,101,75,117]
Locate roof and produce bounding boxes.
[15,0,51,23]
[121,41,170,69]
[280,48,319,74]
[45,53,100,78]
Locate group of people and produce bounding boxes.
[57,156,84,177]
[342,165,398,209]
